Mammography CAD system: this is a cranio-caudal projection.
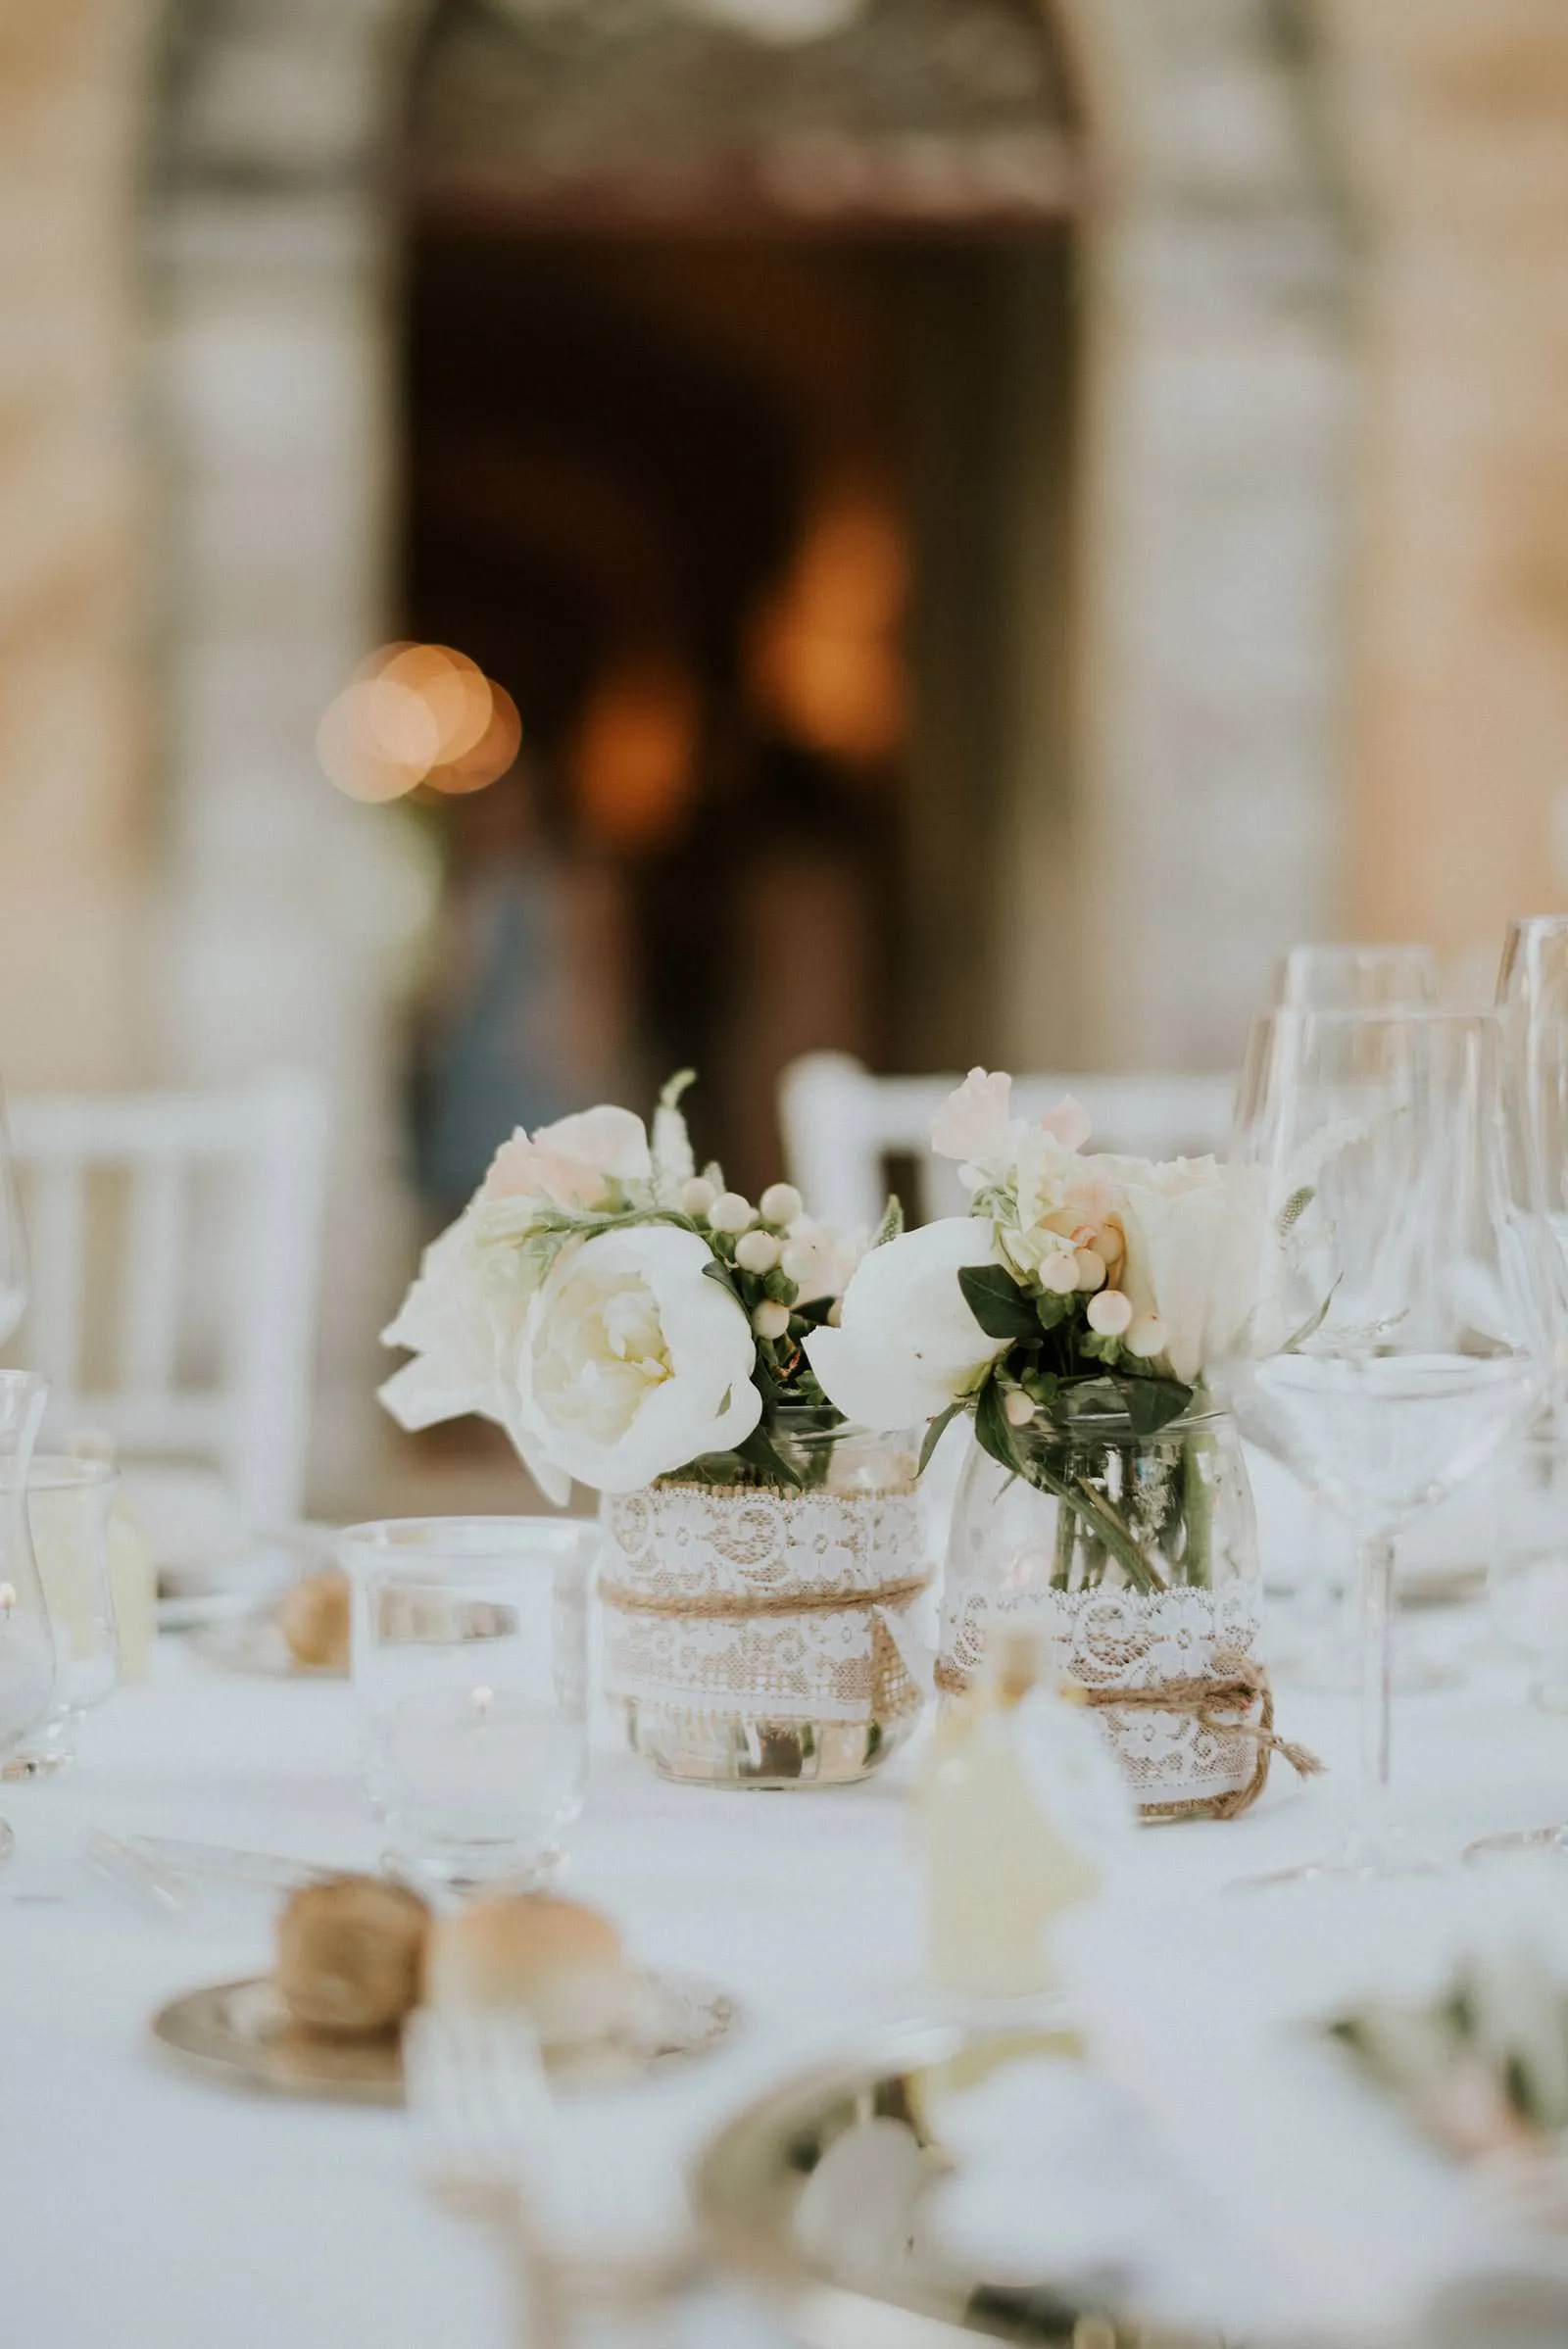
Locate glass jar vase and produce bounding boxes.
[941,1403,1262,1820]
[601,1419,929,1788]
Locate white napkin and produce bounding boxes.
[1055,1873,1568,2344]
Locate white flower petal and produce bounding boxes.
[805,1216,1007,1431]
[930,1068,1014,1166]
[533,1104,651,1185]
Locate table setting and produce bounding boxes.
[7,923,1568,2348]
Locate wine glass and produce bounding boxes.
[1466,918,1568,1864]
[1496,916,1568,1308]
[1249,947,1446,1690]
[1216,1008,1551,1884]
[0,1088,28,1347]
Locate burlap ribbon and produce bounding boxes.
[599,1574,930,1621]
[600,1573,933,1723]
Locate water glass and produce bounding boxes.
[3,1456,120,1773]
[1491,1421,1568,1710]
[341,1517,595,1891]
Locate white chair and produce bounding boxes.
[7,1076,329,1538]
[780,1052,1238,1231]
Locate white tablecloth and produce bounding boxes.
[2,1620,1563,2349]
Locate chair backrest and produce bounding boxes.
[779,1052,1238,1232]
[6,1076,329,1528]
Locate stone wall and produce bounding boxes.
[0,0,151,1088]
[1322,0,1568,981]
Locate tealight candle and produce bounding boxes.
[376,1681,582,1883]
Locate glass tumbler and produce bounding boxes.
[1,1455,120,1775]
[340,1517,594,1892]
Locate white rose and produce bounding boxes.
[1099,1155,1266,1385]
[513,1225,760,1493]
[804,1217,1007,1431]
[379,1204,568,1502]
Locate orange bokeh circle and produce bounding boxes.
[425,682,522,795]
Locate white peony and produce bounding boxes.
[378,1203,568,1501]
[805,1217,1008,1431]
[1099,1155,1267,1385]
[511,1225,761,1493]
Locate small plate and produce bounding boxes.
[152,1969,736,2106]
[695,2010,1218,2348]
[187,1612,343,1680]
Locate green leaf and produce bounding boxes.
[1285,1274,1341,1353]
[973,1374,1024,1479]
[1035,1289,1072,1332]
[1058,1376,1125,1419]
[981,1382,1166,1596]
[871,1194,905,1249]
[917,1399,966,1477]
[734,1420,805,1490]
[959,1263,1041,1343]
[702,1258,741,1302]
[1123,1376,1194,1439]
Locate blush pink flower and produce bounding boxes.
[481,1106,651,1211]
[1039,1095,1091,1151]
[930,1068,1015,1168]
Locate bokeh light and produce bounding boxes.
[747,485,908,766]
[427,681,522,795]
[317,643,518,801]
[571,656,700,851]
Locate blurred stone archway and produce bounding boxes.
[141,0,1351,1493]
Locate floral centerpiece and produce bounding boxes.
[380,1077,927,1786]
[805,1069,1316,1818]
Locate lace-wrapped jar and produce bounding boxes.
[941,1403,1264,1820]
[601,1420,929,1787]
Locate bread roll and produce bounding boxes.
[275,1875,430,2038]
[279,1569,351,1670]
[424,1894,631,2047]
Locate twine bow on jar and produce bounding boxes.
[1066,1651,1325,1821]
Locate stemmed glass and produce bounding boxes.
[1255,946,1448,1690]
[1217,1008,1550,1884]
[1467,917,1568,1863]
[0,1087,28,1347]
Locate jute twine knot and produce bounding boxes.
[934,1647,1324,1822]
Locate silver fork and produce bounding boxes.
[404,2010,572,2349]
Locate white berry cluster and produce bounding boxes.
[681,1178,828,1349]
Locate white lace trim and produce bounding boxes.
[944,1579,1264,1806]
[601,1482,930,1725]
